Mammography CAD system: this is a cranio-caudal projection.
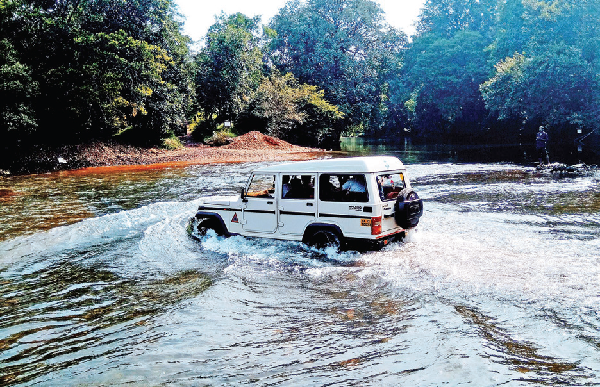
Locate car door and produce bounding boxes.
[242,173,277,233]
[278,174,316,235]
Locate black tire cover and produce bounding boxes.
[394,189,423,229]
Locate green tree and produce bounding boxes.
[269,0,406,135]
[193,12,264,135]
[416,0,499,38]
[481,46,600,132]
[240,71,344,146]
[483,0,600,136]
[489,1,600,66]
[384,0,500,142]
[73,30,183,142]
[0,0,192,145]
[396,30,492,141]
[0,38,38,143]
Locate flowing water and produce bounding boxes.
[1,152,600,386]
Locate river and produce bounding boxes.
[1,143,599,386]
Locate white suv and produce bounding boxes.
[189,156,423,250]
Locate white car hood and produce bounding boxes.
[199,195,240,207]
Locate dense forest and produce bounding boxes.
[2,0,599,160]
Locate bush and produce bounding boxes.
[161,135,183,150]
[206,130,236,146]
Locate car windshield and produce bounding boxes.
[377,172,405,201]
[246,174,275,198]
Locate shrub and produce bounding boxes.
[161,135,183,150]
[206,130,235,146]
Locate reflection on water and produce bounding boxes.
[1,158,600,385]
[340,136,530,164]
[0,163,253,242]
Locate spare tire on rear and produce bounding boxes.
[394,189,423,229]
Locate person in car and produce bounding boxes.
[301,175,314,198]
[342,175,366,193]
[342,175,368,201]
[282,175,291,198]
[285,176,305,199]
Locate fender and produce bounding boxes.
[194,211,230,236]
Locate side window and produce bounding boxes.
[246,174,275,198]
[377,172,405,201]
[319,174,368,202]
[282,175,314,199]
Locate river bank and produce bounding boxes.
[0,132,331,176]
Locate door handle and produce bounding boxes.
[306,202,313,206]
[267,201,273,205]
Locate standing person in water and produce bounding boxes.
[536,126,549,165]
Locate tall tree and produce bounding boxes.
[391,0,498,141]
[416,0,498,38]
[484,0,600,135]
[0,38,38,143]
[269,0,407,134]
[194,13,264,130]
[481,46,600,133]
[398,30,492,141]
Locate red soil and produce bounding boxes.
[3,132,329,176]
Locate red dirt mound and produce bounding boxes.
[223,131,304,150]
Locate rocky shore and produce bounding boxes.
[1,132,332,176]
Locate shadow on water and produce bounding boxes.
[341,136,599,165]
[454,305,586,385]
[0,259,212,386]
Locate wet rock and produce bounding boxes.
[536,162,597,177]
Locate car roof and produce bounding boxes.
[254,156,405,174]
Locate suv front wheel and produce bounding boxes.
[189,217,225,240]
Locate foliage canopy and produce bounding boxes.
[2,0,599,161]
[1,0,192,146]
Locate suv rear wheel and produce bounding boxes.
[308,229,342,251]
